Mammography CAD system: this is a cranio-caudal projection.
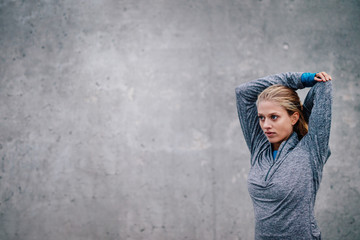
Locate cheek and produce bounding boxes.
[286,125,294,133]
[283,121,294,133]
[277,119,293,133]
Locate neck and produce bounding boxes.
[272,143,280,151]
[272,131,295,151]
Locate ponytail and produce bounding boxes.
[293,105,308,139]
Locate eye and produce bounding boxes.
[258,116,265,121]
[271,115,278,120]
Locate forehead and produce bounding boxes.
[257,100,286,114]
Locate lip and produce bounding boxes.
[265,132,276,137]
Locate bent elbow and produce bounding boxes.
[313,80,333,96]
[235,84,246,96]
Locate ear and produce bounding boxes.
[291,112,300,126]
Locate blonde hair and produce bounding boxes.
[257,85,308,139]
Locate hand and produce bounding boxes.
[314,72,332,82]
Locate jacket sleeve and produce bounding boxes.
[235,72,304,155]
[302,81,332,189]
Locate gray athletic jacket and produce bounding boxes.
[235,72,332,240]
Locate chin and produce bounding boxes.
[267,138,277,143]
[267,138,281,145]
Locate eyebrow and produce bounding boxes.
[257,112,279,116]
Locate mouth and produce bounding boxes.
[265,131,276,137]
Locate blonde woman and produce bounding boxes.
[235,72,332,239]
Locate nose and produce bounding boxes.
[263,118,272,129]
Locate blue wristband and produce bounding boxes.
[301,72,317,87]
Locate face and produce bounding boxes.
[257,100,299,150]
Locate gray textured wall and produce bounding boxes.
[0,0,359,239]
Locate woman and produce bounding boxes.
[235,72,332,239]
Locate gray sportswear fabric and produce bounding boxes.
[235,72,332,240]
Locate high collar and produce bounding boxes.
[264,132,300,181]
[270,132,299,161]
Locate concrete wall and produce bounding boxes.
[0,0,359,239]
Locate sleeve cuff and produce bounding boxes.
[301,72,317,87]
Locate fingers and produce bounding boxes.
[314,72,332,82]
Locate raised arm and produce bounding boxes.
[302,72,332,189]
[235,72,304,154]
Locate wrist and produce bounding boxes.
[301,72,317,87]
